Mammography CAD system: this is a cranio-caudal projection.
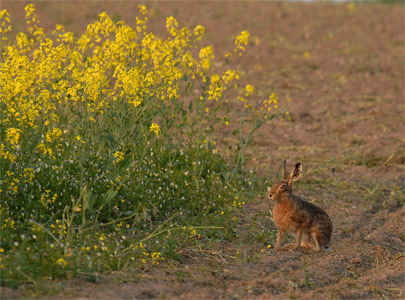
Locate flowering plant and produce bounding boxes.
[0,4,280,285]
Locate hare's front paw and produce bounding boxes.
[293,242,302,250]
[281,243,296,251]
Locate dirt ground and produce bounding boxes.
[1,1,404,299]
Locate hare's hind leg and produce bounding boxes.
[311,232,322,252]
[275,229,285,251]
[301,230,315,250]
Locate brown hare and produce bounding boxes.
[267,161,332,252]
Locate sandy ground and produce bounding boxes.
[1,1,404,299]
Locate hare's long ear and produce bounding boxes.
[281,160,288,181]
[288,162,302,187]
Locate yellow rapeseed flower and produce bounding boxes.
[245,84,254,97]
[5,128,22,146]
[114,151,125,163]
[193,25,204,41]
[199,46,214,71]
[149,123,160,136]
[234,30,249,53]
[56,258,67,267]
[45,127,62,143]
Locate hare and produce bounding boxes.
[267,161,332,252]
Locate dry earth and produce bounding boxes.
[1,1,404,299]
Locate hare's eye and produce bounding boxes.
[280,183,287,190]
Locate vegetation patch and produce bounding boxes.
[0,5,282,290]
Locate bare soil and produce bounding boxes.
[1,1,404,299]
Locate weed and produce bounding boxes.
[0,4,282,290]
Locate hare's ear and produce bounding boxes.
[267,186,271,192]
[281,160,288,181]
[288,162,302,186]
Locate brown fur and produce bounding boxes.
[268,161,333,252]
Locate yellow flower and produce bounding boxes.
[347,2,356,11]
[190,228,197,237]
[302,51,311,59]
[5,128,22,146]
[193,25,205,41]
[269,93,279,104]
[24,4,35,19]
[234,31,249,53]
[199,46,214,71]
[221,70,238,84]
[138,4,148,15]
[166,16,178,37]
[245,84,254,96]
[114,151,125,163]
[45,127,62,143]
[56,258,67,267]
[149,123,160,136]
